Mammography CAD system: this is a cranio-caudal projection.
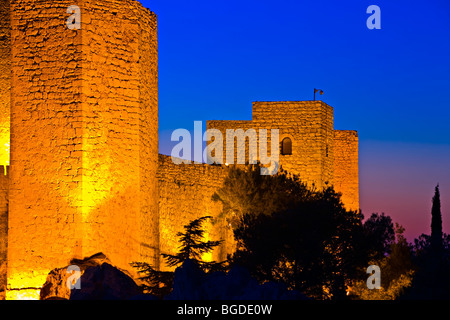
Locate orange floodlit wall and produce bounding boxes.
[5,0,158,299]
[157,154,233,270]
[0,0,10,168]
[333,130,359,212]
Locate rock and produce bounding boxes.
[70,252,110,268]
[40,252,141,300]
[70,262,141,300]
[40,266,72,300]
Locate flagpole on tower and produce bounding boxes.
[314,88,324,101]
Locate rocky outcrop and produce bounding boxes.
[40,253,141,300]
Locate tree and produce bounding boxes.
[130,262,174,298]
[162,216,225,272]
[214,165,419,300]
[406,185,450,299]
[212,164,312,228]
[349,223,415,300]
[431,184,443,255]
[362,213,395,261]
[131,216,225,298]
[382,223,414,289]
[223,165,366,299]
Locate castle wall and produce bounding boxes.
[333,130,359,212]
[252,101,334,188]
[7,0,85,299]
[79,0,159,273]
[0,0,10,167]
[0,165,8,299]
[157,154,231,270]
[0,165,8,259]
[6,0,158,299]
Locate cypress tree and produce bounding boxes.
[431,184,443,255]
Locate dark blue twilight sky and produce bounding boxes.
[140,0,450,241]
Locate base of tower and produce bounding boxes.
[6,287,40,300]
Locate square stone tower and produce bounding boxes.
[207,101,359,211]
[3,0,159,299]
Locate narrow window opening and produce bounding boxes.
[281,137,292,155]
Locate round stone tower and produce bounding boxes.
[3,0,159,299]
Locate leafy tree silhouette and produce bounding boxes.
[349,223,415,300]
[212,163,312,228]
[215,164,367,300]
[162,216,225,271]
[362,212,395,261]
[431,184,443,256]
[131,216,225,298]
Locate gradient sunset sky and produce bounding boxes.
[144,0,450,241]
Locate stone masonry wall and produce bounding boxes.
[8,0,85,299]
[0,165,8,299]
[0,165,8,259]
[157,154,232,271]
[0,0,10,167]
[79,0,159,274]
[1,0,358,299]
[6,0,158,299]
[158,100,359,269]
[333,130,359,212]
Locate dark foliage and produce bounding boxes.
[431,184,443,255]
[362,213,395,261]
[162,216,225,272]
[404,184,450,299]
[131,216,226,298]
[218,165,367,299]
[381,223,414,289]
[129,262,174,298]
[212,164,312,228]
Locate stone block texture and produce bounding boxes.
[4,0,158,299]
[158,154,232,270]
[0,0,10,167]
[333,130,359,212]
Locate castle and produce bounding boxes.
[0,0,358,299]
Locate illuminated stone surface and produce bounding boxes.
[2,0,158,299]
